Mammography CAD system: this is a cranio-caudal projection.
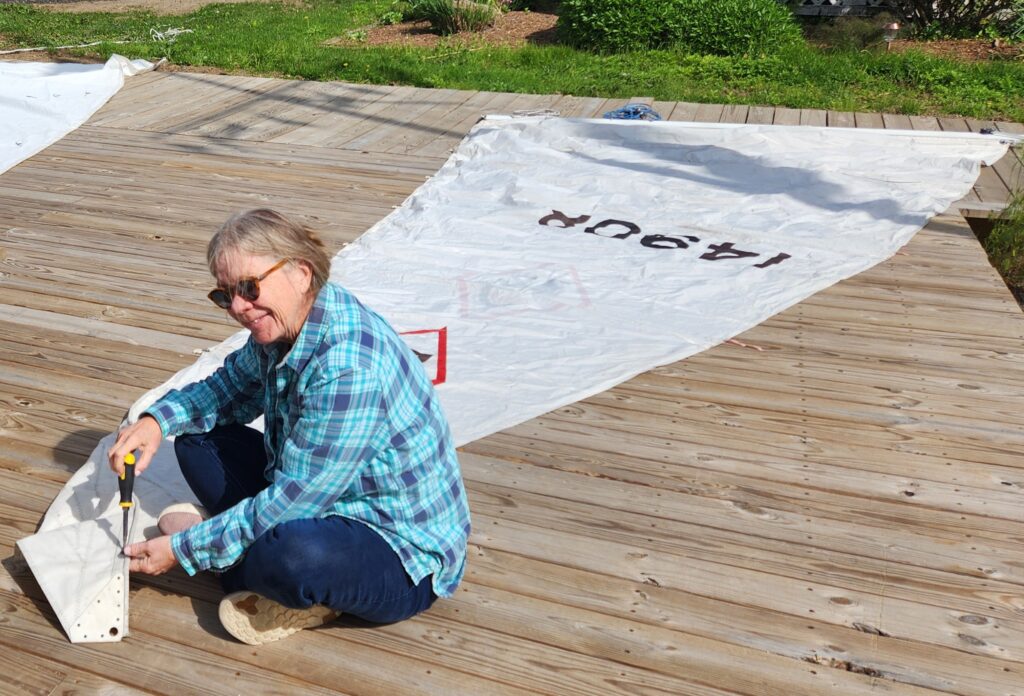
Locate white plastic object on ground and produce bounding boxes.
[0,55,154,175]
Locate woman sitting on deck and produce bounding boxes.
[107,208,471,645]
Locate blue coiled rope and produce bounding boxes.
[603,103,663,121]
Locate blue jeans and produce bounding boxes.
[173,423,436,623]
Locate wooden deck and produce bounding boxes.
[1,71,1023,695]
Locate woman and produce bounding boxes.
[108,209,471,645]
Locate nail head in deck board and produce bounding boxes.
[3,74,1024,694]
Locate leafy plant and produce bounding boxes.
[507,0,557,9]
[1011,0,1024,40]
[378,9,404,25]
[405,0,499,35]
[800,13,899,52]
[556,0,803,56]
[890,0,1015,37]
[985,178,1024,306]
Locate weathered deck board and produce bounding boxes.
[0,71,1022,695]
[773,107,802,125]
[745,105,775,125]
[694,102,726,122]
[668,102,702,122]
[828,111,856,128]
[967,118,1024,198]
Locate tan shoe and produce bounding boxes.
[218,592,339,645]
[157,503,209,536]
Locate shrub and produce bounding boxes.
[890,1,1016,37]
[507,0,559,9]
[404,0,499,35]
[1011,0,1024,40]
[985,180,1024,306]
[557,0,803,55]
[800,13,900,52]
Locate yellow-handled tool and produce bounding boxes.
[118,452,136,550]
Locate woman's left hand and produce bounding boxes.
[124,535,179,575]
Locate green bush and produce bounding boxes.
[404,0,499,35]
[891,1,1015,37]
[800,13,900,52]
[985,180,1024,305]
[507,0,559,9]
[557,0,803,55]
[1011,0,1024,40]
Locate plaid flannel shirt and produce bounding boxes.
[148,283,471,598]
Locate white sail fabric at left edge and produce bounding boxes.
[5,54,155,643]
[16,434,201,643]
[0,55,155,176]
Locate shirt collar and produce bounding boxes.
[267,284,333,372]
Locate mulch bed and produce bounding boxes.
[889,38,1023,62]
[328,10,559,49]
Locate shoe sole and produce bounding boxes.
[157,503,209,535]
[219,592,338,646]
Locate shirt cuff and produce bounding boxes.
[170,531,200,576]
[145,404,177,438]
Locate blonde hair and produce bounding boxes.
[208,209,331,294]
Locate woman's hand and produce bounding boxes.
[108,415,162,476]
[124,535,178,575]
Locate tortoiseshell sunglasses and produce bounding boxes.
[207,258,289,309]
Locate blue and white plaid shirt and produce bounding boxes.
[148,282,471,598]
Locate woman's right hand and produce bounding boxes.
[108,414,163,477]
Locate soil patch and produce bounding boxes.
[329,10,559,49]
[889,38,1022,62]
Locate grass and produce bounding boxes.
[1,1,1024,121]
[985,176,1024,305]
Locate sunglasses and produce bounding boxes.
[208,258,289,309]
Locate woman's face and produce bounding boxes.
[213,251,314,345]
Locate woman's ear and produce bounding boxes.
[296,260,314,294]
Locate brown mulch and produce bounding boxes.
[328,11,559,49]
[888,38,1023,62]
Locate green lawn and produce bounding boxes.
[1,1,1023,121]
